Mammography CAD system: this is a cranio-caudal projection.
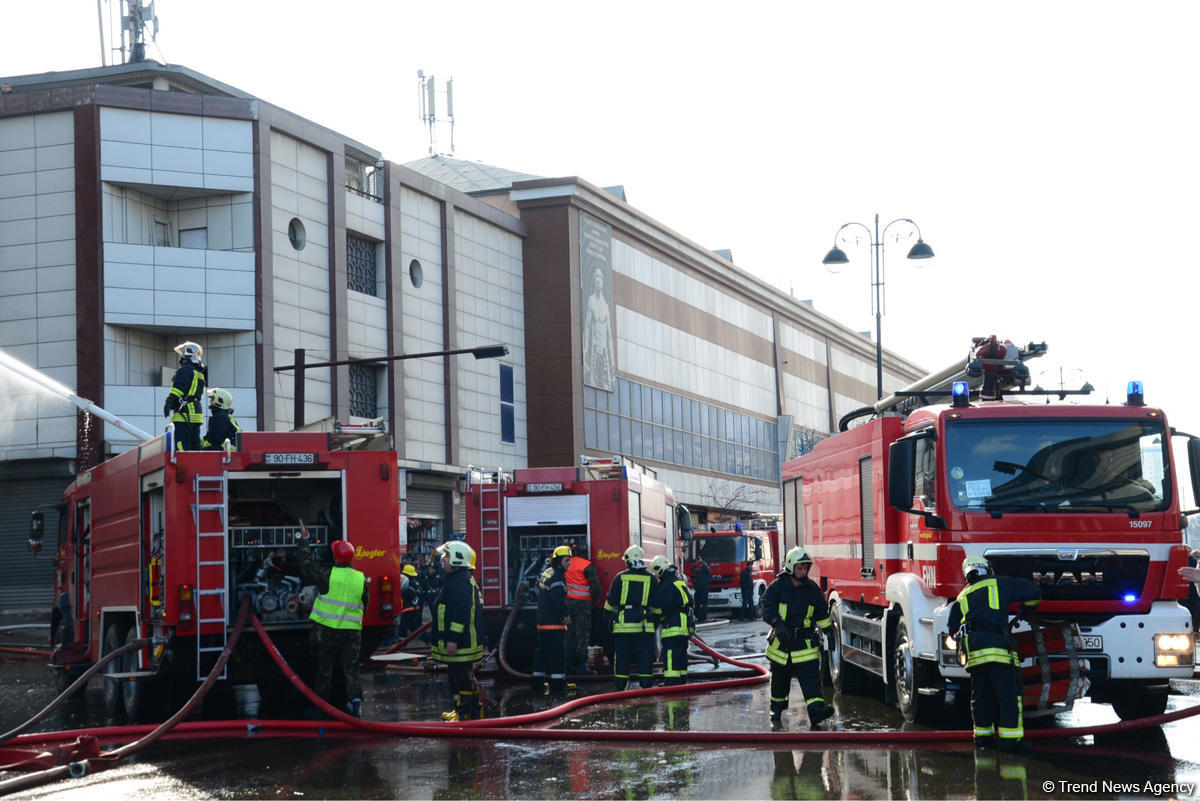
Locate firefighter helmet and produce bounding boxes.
[962,555,991,582]
[444,541,476,570]
[331,540,355,565]
[402,564,418,577]
[207,388,233,410]
[552,545,572,560]
[783,547,814,573]
[648,555,671,577]
[174,341,203,364]
[623,545,646,569]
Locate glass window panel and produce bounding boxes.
[632,418,643,456]
[672,395,682,430]
[584,385,595,410]
[652,389,663,424]
[621,418,632,454]
[693,434,703,468]
[608,413,621,452]
[596,411,608,449]
[619,379,631,417]
[631,383,643,420]
[584,409,597,449]
[501,405,515,444]
[500,364,514,404]
[663,425,673,463]
[654,425,665,461]
[673,430,684,465]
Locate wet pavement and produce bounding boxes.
[3,616,1200,799]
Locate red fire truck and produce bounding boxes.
[683,522,780,618]
[780,336,1200,723]
[33,428,402,720]
[463,455,691,659]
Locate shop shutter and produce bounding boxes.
[406,488,446,520]
[0,477,66,611]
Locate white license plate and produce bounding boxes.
[1079,635,1103,651]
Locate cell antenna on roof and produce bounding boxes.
[109,0,159,64]
[417,71,456,156]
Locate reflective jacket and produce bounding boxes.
[762,573,830,666]
[947,575,1041,668]
[604,567,660,634]
[202,407,242,450]
[432,568,485,664]
[536,564,569,629]
[309,565,366,631]
[166,362,206,424]
[658,566,695,639]
[565,557,602,604]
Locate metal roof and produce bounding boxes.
[404,155,541,195]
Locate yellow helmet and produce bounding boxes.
[649,555,671,577]
[402,564,418,577]
[962,555,991,582]
[443,541,476,570]
[552,545,572,560]
[207,388,234,410]
[623,545,645,569]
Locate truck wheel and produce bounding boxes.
[101,624,124,717]
[1111,691,1168,721]
[893,617,942,724]
[828,605,869,695]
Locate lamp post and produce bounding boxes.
[821,214,934,400]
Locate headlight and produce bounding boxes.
[1154,633,1193,667]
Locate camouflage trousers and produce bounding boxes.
[310,623,362,703]
[565,601,593,671]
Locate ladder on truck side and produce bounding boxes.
[192,474,230,680]
[468,466,508,608]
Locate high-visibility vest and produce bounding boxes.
[309,566,365,631]
[565,557,594,602]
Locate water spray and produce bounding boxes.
[0,348,154,443]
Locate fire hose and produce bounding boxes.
[6,604,1200,793]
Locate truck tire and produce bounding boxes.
[893,616,943,724]
[827,604,870,694]
[101,624,124,717]
[1110,690,1169,721]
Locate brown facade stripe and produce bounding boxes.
[73,104,103,471]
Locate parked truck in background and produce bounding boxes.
[780,336,1200,723]
[683,522,779,618]
[35,428,402,721]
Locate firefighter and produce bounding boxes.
[201,388,241,451]
[946,554,1041,753]
[297,519,368,718]
[432,541,485,721]
[164,341,206,451]
[762,546,834,728]
[532,545,573,694]
[603,545,660,690]
[397,563,421,639]
[565,542,602,674]
[739,560,756,620]
[649,555,695,685]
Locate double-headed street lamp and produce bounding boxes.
[821,214,934,400]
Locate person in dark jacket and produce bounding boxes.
[692,558,712,622]
[164,341,206,451]
[603,545,660,690]
[739,561,756,620]
[297,519,368,717]
[532,545,573,694]
[650,555,695,685]
[396,564,421,639]
[432,541,486,721]
[947,555,1041,752]
[201,388,242,451]
[762,547,833,728]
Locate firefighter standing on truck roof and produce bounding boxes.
[947,554,1041,753]
[432,541,485,721]
[604,545,660,690]
[201,388,241,451]
[164,341,206,451]
[565,542,603,674]
[762,547,834,728]
[297,519,368,718]
[650,555,695,685]
[532,545,573,695]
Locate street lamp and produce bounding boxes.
[821,214,934,400]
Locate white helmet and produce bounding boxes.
[174,341,203,364]
[783,547,814,573]
[623,545,646,570]
[442,541,476,570]
[962,555,991,582]
[207,388,233,410]
[648,555,671,577]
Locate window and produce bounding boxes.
[179,228,208,249]
[288,218,306,251]
[499,364,515,444]
[346,234,378,296]
[348,363,378,418]
[409,259,423,288]
[153,219,170,247]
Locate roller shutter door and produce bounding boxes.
[0,476,67,611]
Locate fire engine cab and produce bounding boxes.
[781,336,1200,723]
[683,522,779,617]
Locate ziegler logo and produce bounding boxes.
[354,547,386,559]
[597,550,621,559]
[1032,571,1103,586]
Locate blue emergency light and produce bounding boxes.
[951,381,970,408]
[1123,593,1137,604]
[1126,381,1144,407]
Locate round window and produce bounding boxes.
[409,259,423,288]
[288,218,306,251]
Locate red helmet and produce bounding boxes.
[331,540,355,565]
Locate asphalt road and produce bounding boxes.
[2,616,1200,799]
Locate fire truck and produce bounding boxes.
[683,522,780,617]
[780,336,1200,723]
[463,455,691,662]
[33,427,402,720]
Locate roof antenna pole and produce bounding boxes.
[417,71,455,156]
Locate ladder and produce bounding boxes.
[192,474,229,680]
[469,466,508,609]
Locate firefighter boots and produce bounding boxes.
[807,702,835,729]
[974,735,996,750]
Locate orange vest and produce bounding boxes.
[565,557,594,602]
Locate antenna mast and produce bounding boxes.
[119,0,159,64]
[417,71,455,156]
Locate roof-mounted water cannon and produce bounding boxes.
[968,335,1040,401]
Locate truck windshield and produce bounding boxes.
[944,418,1169,514]
[693,537,743,563]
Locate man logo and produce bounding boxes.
[1032,571,1103,586]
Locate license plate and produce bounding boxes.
[1079,635,1103,651]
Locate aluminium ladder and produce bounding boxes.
[192,474,230,680]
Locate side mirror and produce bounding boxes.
[888,439,917,511]
[676,504,693,540]
[29,510,44,555]
[1188,438,1200,510]
[752,538,764,561]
